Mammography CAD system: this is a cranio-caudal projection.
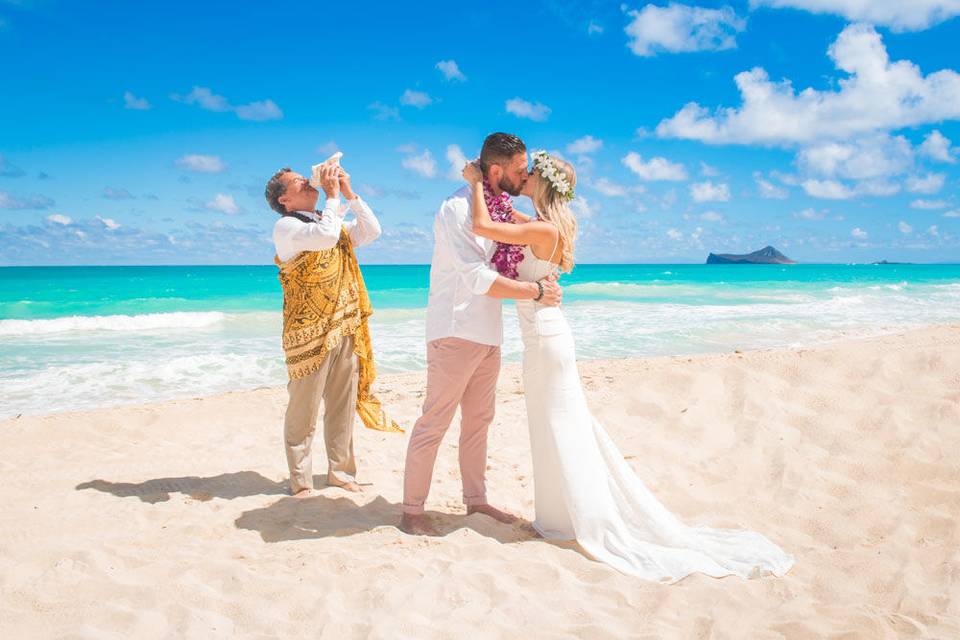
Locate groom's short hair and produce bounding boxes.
[479,133,526,174]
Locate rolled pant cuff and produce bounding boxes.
[463,494,487,507]
[401,503,426,515]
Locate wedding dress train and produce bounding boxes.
[515,246,795,582]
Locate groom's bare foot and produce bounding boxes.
[399,513,439,536]
[467,504,519,525]
[291,488,314,499]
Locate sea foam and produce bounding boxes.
[0,311,227,336]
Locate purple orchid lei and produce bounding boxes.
[483,180,525,279]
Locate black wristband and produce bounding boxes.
[533,280,544,302]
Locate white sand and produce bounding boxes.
[2,325,959,638]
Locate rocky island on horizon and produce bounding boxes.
[706,246,797,265]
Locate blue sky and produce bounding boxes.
[1,0,959,265]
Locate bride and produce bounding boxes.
[462,154,795,583]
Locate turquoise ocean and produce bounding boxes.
[2,263,960,419]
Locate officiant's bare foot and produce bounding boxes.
[399,513,439,536]
[291,488,314,499]
[467,504,519,525]
[329,480,364,493]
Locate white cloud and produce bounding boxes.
[943,209,960,218]
[622,152,688,181]
[797,134,913,180]
[570,195,598,219]
[919,130,956,163]
[625,3,746,57]
[436,60,466,81]
[172,86,282,121]
[906,172,945,194]
[911,199,949,210]
[793,207,827,220]
[699,161,721,176]
[400,89,433,108]
[656,24,960,145]
[402,149,437,178]
[856,179,900,197]
[46,214,72,225]
[700,210,724,221]
[802,176,903,199]
[802,179,854,199]
[928,224,940,236]
[445,144,468,180]
[771,170,799,186]
[103,187,135,200]
[690,181,731,202]
[96,215,120,230]
[898,220,914,234]
[234,99,282,121]
[851,227,868,239]
[505,97,551,121]
[176,154,226,173]
[566,135,603,155]
[173,86,230,111]
[123,91,150,110]
[666,228,684,240]
[588,20,604,35]
[204,193,239,215]
[749,0,960,32]
[368,102,400,121]
[754,173,789,199]
[590,177,630,197]
[316,141,339,156]
[0,191,55,210]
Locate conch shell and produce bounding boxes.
[309,151,343,188]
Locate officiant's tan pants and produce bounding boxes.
[402,337,501,514]
[284,336,359,494]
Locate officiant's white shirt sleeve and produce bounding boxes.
[272,197,344,262]
[342,196,382,248]
[438,196,499,295]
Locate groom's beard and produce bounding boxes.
[499,175,524,197]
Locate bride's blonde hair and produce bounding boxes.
[532,156,578,273]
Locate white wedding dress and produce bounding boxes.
[514,245,795,582]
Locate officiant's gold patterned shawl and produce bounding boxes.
[275,227,403,433]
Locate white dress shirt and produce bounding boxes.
[272,196,382,263]
[425,186,503,346]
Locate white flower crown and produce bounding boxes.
[531,150,575,201]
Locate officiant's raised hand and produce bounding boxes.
[337,167,356,200]
[319,164,340,199]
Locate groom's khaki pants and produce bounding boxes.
[284,335,359,494]
[402,337,501,514]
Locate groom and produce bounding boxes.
[400,133,562,535]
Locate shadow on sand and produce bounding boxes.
[75,470,302,503]
[76,471,548,547]
[234,493,541,544]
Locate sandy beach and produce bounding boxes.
[1,324,958,638]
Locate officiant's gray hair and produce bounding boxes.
[479,133,526,174]
[265,167,292,215]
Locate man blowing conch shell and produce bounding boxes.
[264,157,402,497]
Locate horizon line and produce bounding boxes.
[2,262,959,268]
